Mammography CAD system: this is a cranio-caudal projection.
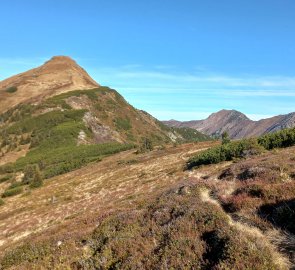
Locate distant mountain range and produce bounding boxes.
[163,109,295,139]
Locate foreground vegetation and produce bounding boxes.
[0,139,293,268]
[0,185,281,269]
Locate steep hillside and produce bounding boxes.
[0,56,99,114]
[163,109,295,139]
[0,87,210,180]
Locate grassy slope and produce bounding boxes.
[0,141,293,269]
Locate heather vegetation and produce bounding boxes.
[187,127,295,169]
[0,185,281,269]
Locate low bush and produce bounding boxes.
[137,137,153,153]
[2,186,23,198]
[8,181,23,189]
[115,117,132,131]
[5,86,18,93]
[22,164,43,188]
[0,198,4,206]
[187,127,295,170]
[35,143,134,179]
[258,127,295,150]
[0,174,12,183]
[0,242,52,269]
[187,139,263,169]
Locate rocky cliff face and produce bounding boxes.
[163,110,295,139]
[0,56,99,114]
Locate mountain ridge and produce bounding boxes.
[163,109,295,139]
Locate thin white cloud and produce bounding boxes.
[151,110,212,121]
[111,87,295,97]
[89,65,295,90]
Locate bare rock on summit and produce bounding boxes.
[0,56,99,114]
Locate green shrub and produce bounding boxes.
[0,174,12,183]
[5,86,18,93]
[221,131,231,145]
[23,164,43,188]
[0,198,4,206]
[115,117,132,131]
[2,186,23,198]
[258,127,295,150]
[187,127,295,170]
[42,143,133,178]
[23,165,37,184]
[187,139,263,169]
[29,166,43,189]
[138,138,153,153]
[8,181,23,189]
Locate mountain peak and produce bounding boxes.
[49,55,75,61]
[0,56,99,113]
[208,109,250,122]
[45,55,79,66]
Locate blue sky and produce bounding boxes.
[1,0,295,120]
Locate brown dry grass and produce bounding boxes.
[0,141,215,254]
[0,145,29,166]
